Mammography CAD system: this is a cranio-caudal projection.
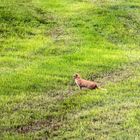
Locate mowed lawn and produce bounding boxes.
[0,0,140,139]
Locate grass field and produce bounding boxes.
[0,0,140,139]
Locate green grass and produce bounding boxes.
[0,0,140,139]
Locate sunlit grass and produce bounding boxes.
[0,0,140,139]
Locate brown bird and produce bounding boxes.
[73,74,98,90]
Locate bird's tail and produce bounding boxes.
[98,87,107,91]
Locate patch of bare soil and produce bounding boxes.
[16,118,62,136]
[17,120,50,133]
